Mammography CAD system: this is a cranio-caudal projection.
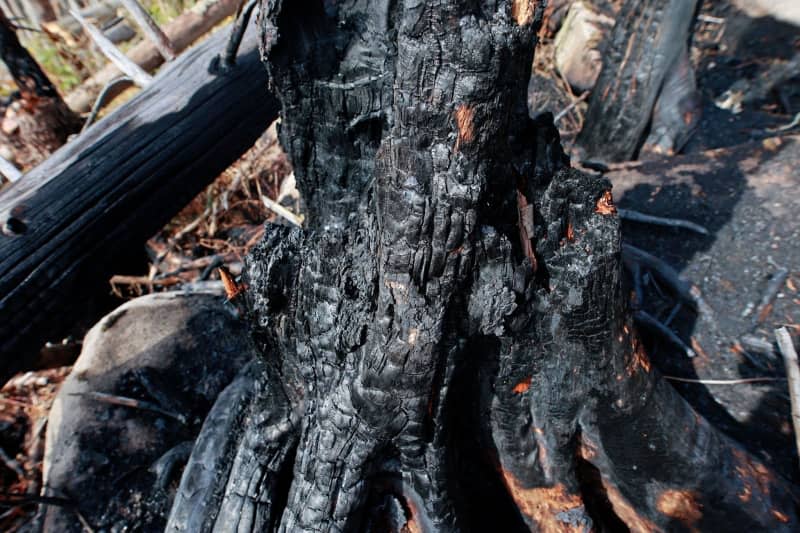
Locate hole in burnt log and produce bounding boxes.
[445,335,530,532]
[269,439,299,532]
[359,469,409,533]
[344,276,359,300]
[3,216,26,235]
[575,457,629,533]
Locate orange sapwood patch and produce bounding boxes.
[595,190,617,216]
[500,470,585,532]
[454,104,475,150]
[656,489,702,531]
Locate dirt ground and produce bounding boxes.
[1,0,799,529]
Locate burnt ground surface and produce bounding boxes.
[614,1,800,486]
[686,0,800,151]
[610,135,800,485]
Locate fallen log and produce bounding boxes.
[576,0,699,162]
[64,0,240,113]
[0,19,279,383]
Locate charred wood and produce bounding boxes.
[0,21,278,382]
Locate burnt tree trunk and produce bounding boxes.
[575,0,699,162]
[167,2,798,531]
[0,8,80,169]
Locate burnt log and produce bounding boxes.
[576,0,700,162]
[165,2,798,532]
[0,21,278,383]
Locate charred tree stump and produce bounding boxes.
[575,0,700,162]
[167,2,798,531]
[0,8,80,169]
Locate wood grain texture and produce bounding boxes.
[0,20,279,382]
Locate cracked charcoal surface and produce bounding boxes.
[168,2,798,531]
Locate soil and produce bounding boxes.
[611,135,800,485]
[0,367,70,531]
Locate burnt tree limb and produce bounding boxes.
[0,8,61,100]
[576,0,699,162]
[164,2,798,532]
[0,20,278,383]
[0,8,81,168]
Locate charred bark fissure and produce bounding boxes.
[169,1,799,531]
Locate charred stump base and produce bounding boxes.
[167,2,797,531]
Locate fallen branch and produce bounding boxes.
[65,0,241,112]
[71,391,187,425]
[70,8,153,88]
[622,243,708,312]
[752,267,790,327]
[0,22,279,382]
[119,0,176,61]
[767,111,800,133]
[739,334,776,356]
[618,208,709,235]
[109,275,183,297]
[717,51,800,113]
[0,492,74,508]
[634,309,696,357]
[0,156,22,183]
[81,76,134,132]
[216,0,257,71]
[150,441,194,490]
[261,195,303,227]
[553,90,589,123]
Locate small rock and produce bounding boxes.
[554,1,614,92]
[38,291,257,532]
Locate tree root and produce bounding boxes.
[162,2,800,530]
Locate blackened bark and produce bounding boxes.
[575,0,699,162]
[0,9,59,99]
[168,2,798,531]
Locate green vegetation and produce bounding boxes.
[3,0,199,96]
[26,37,83,92]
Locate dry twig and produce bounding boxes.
[665,376,785,385]
[71,391,187,425]
[752,267,790,327]
[775,327,800,467]
[119,0,176,61]
[261,195,302,227]
[70,8,153,88]
[618,208,709,235]
[634,310,696,357]
[554,91,589,123]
